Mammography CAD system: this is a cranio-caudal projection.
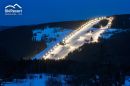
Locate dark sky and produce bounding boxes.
[0,0,130,26]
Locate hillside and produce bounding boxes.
[67,29,130,65]
[0,21,86,61]
[0,14,130,85]
[0,14,130,61]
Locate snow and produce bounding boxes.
[32,26,127,60]
[124,76,130,86]
[95,75,100,80]
[101,28,126,39]
[1,74,68,86]
[32,29,44,42]
[32,27,73,60]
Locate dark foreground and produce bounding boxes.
[0,14,130,85]
[0,59,130,86]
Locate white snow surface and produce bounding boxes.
[101,28,126,39]
[124,76,130,86]
[32,26,127,60]
[2,74,67,86]
[32,27,73,60]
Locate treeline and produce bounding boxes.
[67,30,130,65]
[1,28,130,77]
[111,14,130,29]
[1,58,130,85]
[0,26,46,61]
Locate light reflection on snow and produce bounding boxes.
[1,74,68,86]
[32,27,72,44]
[101,28,126,39]
[32,27,73,60]
[124,76,130,86]
[1,74,128,86]
[32,29,44,42]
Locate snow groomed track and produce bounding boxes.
[33,17,114,60]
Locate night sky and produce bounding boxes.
[0,0,130,26]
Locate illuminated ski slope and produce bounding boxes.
[33,17,113,60]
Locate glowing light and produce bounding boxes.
[40,16,114,60]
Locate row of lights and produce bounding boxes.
[42,16,113,60]
[62,16,107,43]
[91,17,114,43]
